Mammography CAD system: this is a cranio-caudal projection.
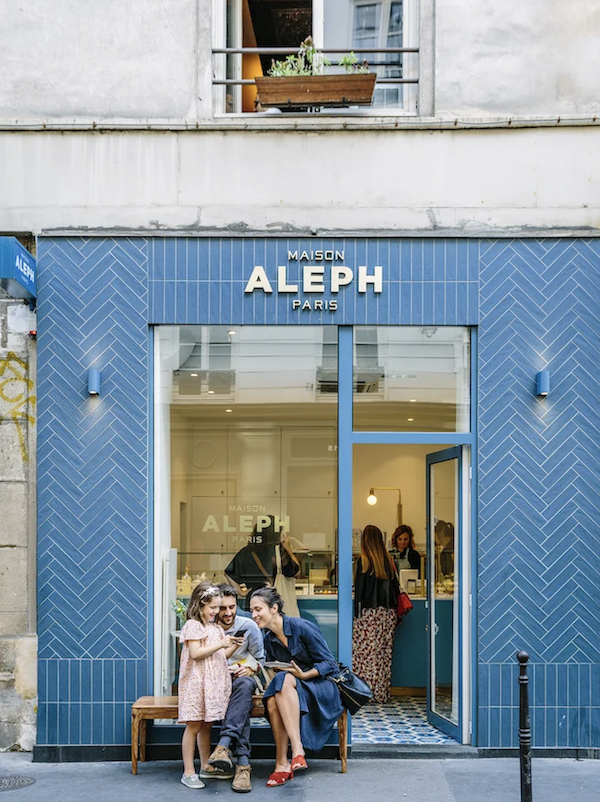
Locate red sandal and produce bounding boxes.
[291,755,308,772]
[266,770,294,787]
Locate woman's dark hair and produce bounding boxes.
[249,586,284,613]
[186,580,221,622]
[250,515,281,548]
[392,524,414,551]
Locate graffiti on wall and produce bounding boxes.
[0,352,36,464]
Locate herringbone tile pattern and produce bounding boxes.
[37,238,149,664]
[478,238,600,747]
[36,235,600,748]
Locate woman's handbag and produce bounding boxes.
[396,590,413,618]
[329,663,373,714]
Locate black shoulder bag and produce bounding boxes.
[329,663,373,715]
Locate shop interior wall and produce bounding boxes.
[170,424,337,581]
[170,435,457,573]
[353,443,455,552]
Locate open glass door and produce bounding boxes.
[426,447,462,740]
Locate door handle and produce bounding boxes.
[433,623,439,636]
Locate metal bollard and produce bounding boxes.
[517,651,532,802]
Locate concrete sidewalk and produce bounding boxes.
[2,752,600,801]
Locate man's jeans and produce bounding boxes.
[219,675,256,758]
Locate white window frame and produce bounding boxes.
[212,0,420,116]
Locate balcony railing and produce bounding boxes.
[212,46,419,113]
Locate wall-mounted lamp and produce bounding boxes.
[366,487,403,525]
[536,370,550,397]
[88,368,101,396]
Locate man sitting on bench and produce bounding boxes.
[205,583,265,793]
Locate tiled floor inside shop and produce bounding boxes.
[351,696,455,744]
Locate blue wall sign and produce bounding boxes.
[0,237,36,299]
[149,237,480,326]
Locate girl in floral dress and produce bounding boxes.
[178,581,242,789]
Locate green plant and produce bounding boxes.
[338,52,370,74]
[171,598,187,622]
[267,37,369,77]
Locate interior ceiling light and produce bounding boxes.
[408,417,414,422]
[228,330,237,335]
[208,390,215,394]
[190,373,198,377]
[410,398,417,403]
[225,408,233,413]
[367,489,378,506]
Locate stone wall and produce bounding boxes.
[0,293,37,750]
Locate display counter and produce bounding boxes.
[297,594,453,689]
[297,596,338,657]
[392,597,453,687]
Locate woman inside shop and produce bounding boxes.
[224,516,300,610]
[353,524,399,703]
[249,587,343,786]
[390,524,421,575]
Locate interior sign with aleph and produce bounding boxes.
[244,249,383,311]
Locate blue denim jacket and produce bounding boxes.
[262,616,343,752]
[264,616,338,677]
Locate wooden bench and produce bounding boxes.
[131,695,347,775]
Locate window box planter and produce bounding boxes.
[254,73,376,109]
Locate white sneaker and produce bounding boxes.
[181,773,205,789]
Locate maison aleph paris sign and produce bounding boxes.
[244,249,382,311]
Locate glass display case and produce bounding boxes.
[175,548,336,600]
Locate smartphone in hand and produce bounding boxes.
[232,629,246,638]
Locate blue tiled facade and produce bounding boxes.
[478,239,600,748]
[36,236,600,750]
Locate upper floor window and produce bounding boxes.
[213,0,419,115]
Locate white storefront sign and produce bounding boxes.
[244,250,382,311]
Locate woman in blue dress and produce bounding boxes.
[249,587,343,787]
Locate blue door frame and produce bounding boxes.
[337,326,477,745]
[426,446,463,741]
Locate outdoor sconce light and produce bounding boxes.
[536,370,550,397]
[88,368,101,396]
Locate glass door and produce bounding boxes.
[426,447,462,740]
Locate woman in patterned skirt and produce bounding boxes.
[352,525,399,703]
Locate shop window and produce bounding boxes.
[155,325,339,696]
[173,326,234,397]
[213,0,419,114]
[352,327,471,432]
[316,326,338,394]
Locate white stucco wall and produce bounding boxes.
[435,0,600,117]
[1,0,598,123]
[1,127,598,234]
[1,0,202,122]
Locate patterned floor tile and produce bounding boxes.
[352,697,456,744]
